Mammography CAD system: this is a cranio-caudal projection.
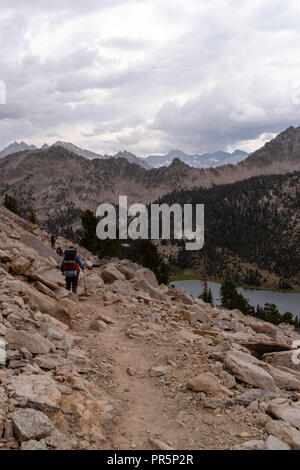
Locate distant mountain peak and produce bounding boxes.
[167,149,188,158]
[145,148,249,169]
[0,141,37,159]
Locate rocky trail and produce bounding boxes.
[1,205,300,451]
[73,299,264,450]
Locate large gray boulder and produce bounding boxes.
[266,420,300,450]
[266,364,300,392]
[101,265,126,283]
[134,278,167,301]
[5,328,53,354]
[21,439,48,450]
[265,435,290,450]
[263,351,300,373]
[174,288,194,305]
[11,409,54,442]
[11,256,33,275]
[10,373,61,413]
[266,399,300,429]
[224,350,278,392]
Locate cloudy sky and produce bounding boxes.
[1,0,300,156]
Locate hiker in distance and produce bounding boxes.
[60,246,84,295]
[50,235,56,251]
[56,246,63,257]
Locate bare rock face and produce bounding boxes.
[243,317,286,343]
[135,267,158,287]
[11,409,54,442]
[266,399,300,429]
[101,265,126,283]
[11,256,32,275]
[110,280,136,296]
[266,364,300,392]
[134,278,167,301]
[0,249,13,262]
[0,339,6,365]
[84,273,104,294]
[242,439,265,450]
[265,420,300,450]
[181,307,209,325]
[224,350,278,392]
[24,262,64,289]
[21,439,47,450]
[174,288,194,305]
[149,438,175,450]
[263,351,300,372]
[265,435,290,450]
[3,279,71,326]
[10,374,62,413]
[241,341,290,357]
[187,372,232,396]
[5,328,53,354]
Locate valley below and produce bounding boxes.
[171,280,300,318]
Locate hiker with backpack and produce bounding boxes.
[50,235,56,251]
[60,246,84,294]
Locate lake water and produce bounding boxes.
[170,280,300,318]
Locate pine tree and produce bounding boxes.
[4,194,20,215]
[28,207,38,224]
[130,240,170,284]
[200,287,213,304]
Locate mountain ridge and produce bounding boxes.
[0,125,299,232]
[0,140,248,170]
[145,148,249,168]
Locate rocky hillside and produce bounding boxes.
[0,127,300,230]
[1,206,300,450]
[158,171,300,289]
[51,142,152,170]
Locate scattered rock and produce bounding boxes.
[149,438,175,450]
[10,374,61,414]
[265,420,300,450]
[265,435,290,450]
[21,439,47,450]
[101,266,126,283]
[224,350,278,392]
[233,389,279,406]
[149,366,171,377]
[187,373,232,396]
[242,439,265,450]
[11,409,54,442]
[89,320,107,331]
[11,257,32,275]
[266,399,300,429]
[5,328,53,355]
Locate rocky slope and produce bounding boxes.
[1,206,300,450]
[0,126,299,228]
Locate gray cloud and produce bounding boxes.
[1,0,300,155]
